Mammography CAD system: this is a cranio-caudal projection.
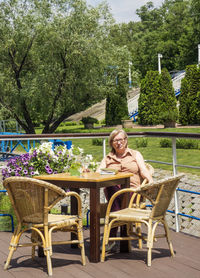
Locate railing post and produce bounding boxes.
[103,138,106,158]
[172,137,180,232]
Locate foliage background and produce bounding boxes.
[0,0,200,131]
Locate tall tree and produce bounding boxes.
[105,47,130,126]
[179,65,200,125]
[158,68,178,126]
[0,0,124,133]
[138,70,160,125]
[108,0,198,77]
[138,68,177,125]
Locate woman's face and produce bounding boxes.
[112,132,127,155]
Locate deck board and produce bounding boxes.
[0,227,200,278]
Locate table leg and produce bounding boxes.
[71,188,80,248]
[120,177,130,253]
[89,187,100,262]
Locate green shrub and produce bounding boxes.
[176,139,199,149]
[60,121,78,126]
[81,116,98,125]
[160,138,199,149]
[160,139,172,148]
[92,138,103,146]
[100,119,106,125]
[135,138,148,148]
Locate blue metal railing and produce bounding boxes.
[0,132,72,161]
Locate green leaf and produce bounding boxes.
[69,168,81,177]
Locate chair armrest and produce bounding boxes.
[65,191,83,218]
[105,188,137,219]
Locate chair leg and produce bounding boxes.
[135,223,142,249]
[163,219,175,257]
[4,248,15,270]
[31,230,39,260]
[44,226,53,276]
[32,246,36,260]
[101,223,109,262]
[147,221,153,267]
[127,223,132,252]
[77,223,86,266]
[46,250,53,276]
[4,225,21,270]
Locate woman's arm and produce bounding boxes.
[96,156,107,173]
[135,151,153,183]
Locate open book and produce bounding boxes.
[100,168,118,175]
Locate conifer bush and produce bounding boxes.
[105,71,129,126]
[179,65,200,125]
[138,68,178,126]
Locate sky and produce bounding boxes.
[86,0,163,23]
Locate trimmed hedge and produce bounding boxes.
[160,138,199,149]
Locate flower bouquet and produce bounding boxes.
[1,142,98,179]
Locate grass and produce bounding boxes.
[0,193,17,231]
[2,124,200,175]
[68,127,200,176]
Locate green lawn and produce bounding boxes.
[53,125,200,176]
[12,124,200,176]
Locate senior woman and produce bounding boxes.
[97,129,153,251]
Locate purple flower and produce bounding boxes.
[2,169,6,175]
[23,169,28,175]
[45,165,50,170]
[32,150,37,157]
[47,168,53,174]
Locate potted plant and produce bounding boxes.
[121,116,133,128]
[81,116,98,129]
[1,142,98,179]
[159,110,178,128]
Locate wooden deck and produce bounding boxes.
[0,226,199,278]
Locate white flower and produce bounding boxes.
[34,170,39,175]
[86,154,93,161]
[54,145,67,155]
[52,155,59,162]
[38,142,53,155]
[78,147,84,154]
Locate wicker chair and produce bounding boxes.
[99,163,154,248]
[131,163,154,249]
[3,177,86,276]
[99,163,154,218]
[101,174,183,266]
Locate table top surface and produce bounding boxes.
[34,172,133,182]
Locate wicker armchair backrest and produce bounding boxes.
[139,174,183,218]
[3,177,66,224]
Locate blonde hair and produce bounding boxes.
[108,129,128,153]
